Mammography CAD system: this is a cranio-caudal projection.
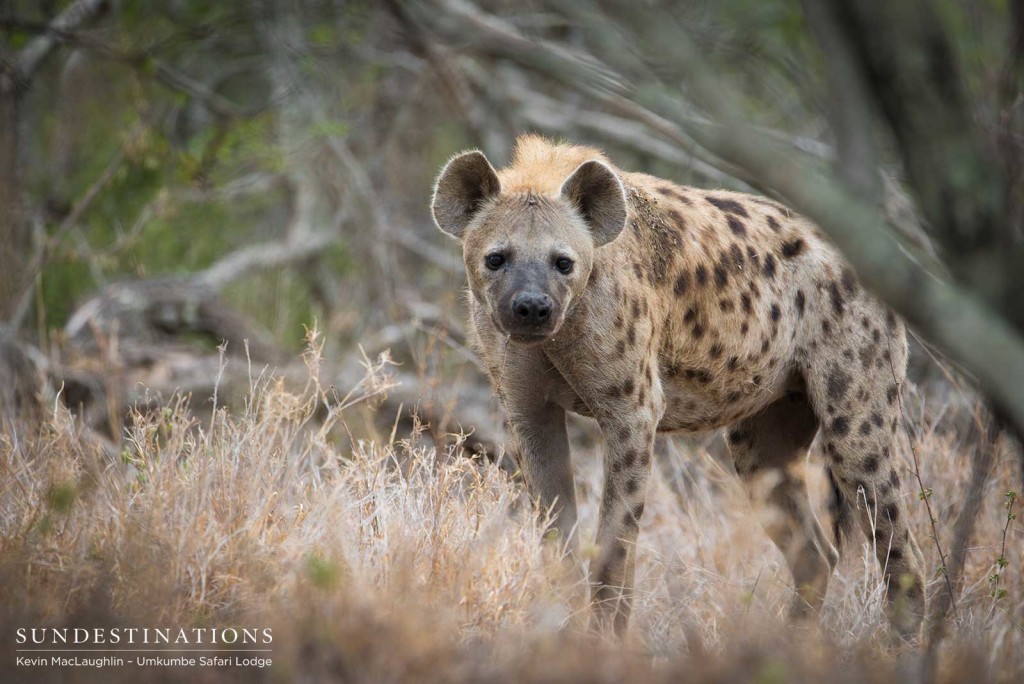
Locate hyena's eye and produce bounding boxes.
[485,253,506,271]
[555,256,574,274]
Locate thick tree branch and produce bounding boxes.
[194,231,340,292]
[824,0,1021,326]
[801,0,881,201]
[4,0,109,91]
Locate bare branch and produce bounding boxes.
[7,0,109,89]
[801,0,881,201]
[194,230,340,292]
[822,0,1020,322]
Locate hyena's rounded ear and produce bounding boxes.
[432,151,501,240]
[559,160,627,247]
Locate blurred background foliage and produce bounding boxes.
[3,0,1008,353]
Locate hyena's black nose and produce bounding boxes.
[511,292,552,324]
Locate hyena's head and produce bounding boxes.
[432,150,627,344]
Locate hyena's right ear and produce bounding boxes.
[432,151,501,240]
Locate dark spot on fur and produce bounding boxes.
[727,356,739,371]
[709,343,724,359]
[667,208,687,231]
[673,272,690,296]
[859,421,872,435]
[684,306,698,323]
[714,263,728,288]
[828,282,845,314]
[695,264,708,286]
[616,339,626,354]
[781,239,805,258]
[766,215,781,232]
[730,243,745,268]
[882,503,899,523]
[740,322,749,334]
[770,304,781,321]
[841,267,858,295]
[623,505,644,528]
[831,416,850,437]
[627,324,636,346]
[727,215,747,237]
[728,429,747,445]
[795,290,806,316]
[763,254,777,278]
[887,384,899,403]
[692,323,705,339]
[740,293,753,314]
[623,378,635,396]
[827,369,850,400]
[864,454,880,473]
[719,297,734,312]
[707,196,750,217]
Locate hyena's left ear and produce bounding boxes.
[560,160,627,247]
[432,151,501,240]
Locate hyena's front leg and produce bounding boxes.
[590,408,657,636]
[488,339,580,550]
[507,402,579,548]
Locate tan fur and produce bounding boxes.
[432,136,927,639]
[498,135,612,194]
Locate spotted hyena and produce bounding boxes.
[431,135,926,638]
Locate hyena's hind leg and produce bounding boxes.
[804,309,926,639]
[726,390,839,618]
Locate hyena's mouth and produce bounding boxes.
[493,315,559,345]
[507,331,550,345]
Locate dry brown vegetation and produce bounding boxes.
[1,337,1021,683]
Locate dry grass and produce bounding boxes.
[1,341,1022,683]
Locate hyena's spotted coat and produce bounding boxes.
[432,135,926,638]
